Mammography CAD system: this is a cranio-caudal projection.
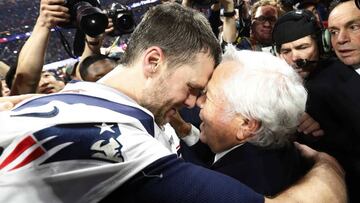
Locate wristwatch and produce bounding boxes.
[223,10,236,17]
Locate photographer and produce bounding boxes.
[66,2,134,81]
[72,22,115,81]
[10,0,70,95]
[223,0,283,52]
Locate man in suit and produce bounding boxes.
[174,47,308,196]
[272,3,360,202]
[326,1,360,202]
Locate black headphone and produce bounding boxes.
[271,9,331,55]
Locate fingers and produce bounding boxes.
[0,94,41,110]
[42,0,67,6]
[40,0,69,13]
[294,142,345,178]
[0,102,14,111]
[38,0,70,28]
[294,142,317,160]
[169,111,192,138]
[297,113,324,137]
[311,129,324,137]
[105,19,115,34]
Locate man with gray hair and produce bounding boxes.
[0,2,347,203]
[175,46,309,196]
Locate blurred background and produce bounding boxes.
[0,0,160,67]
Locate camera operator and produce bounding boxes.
[12,0,132,92]
[71,20,115,81]
[10,0,70,95]
[64,2,134,81]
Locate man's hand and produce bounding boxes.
[0,94,40,111]
[37,0,70,29]
[266,143,347,203]
[169,111,192,138]
[295,142,345,177]
[297,112,324,137]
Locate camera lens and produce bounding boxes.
[106,3,135,36]
[114,14,134,32]
[75,1,108,37]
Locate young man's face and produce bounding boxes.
[328,1,360,66]
[279,35,319,78]
[140,52,215,126]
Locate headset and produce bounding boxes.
[271,9,331,56]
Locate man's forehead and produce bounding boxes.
[213,61,237,80]
[329,1,360,26]
[255,5,277,18]
[281,35,314,48]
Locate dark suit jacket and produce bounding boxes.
[182,141,306,197]
[302,58,360,202]
[210,143,305,197]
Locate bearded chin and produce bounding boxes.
[142,103,166,127]
[154,111,167,127]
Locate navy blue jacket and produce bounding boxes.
[301,58,360,202]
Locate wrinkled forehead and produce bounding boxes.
[329,1,360,27]
[255,5,278,18]
[211,61,238,84]
[280,35,316,49]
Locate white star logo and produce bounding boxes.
[95,123,115,134]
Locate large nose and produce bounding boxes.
[337,29,350,45]
[39,78,50,87]
[291,50,302,62]
[196,94,206,109]
[184,94,197,109]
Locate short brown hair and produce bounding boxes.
[251,0,284,20]
[122,3,222,69]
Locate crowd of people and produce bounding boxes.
[0,0,359,202]
[0,0,157,67]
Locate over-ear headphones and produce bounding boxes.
[271,9,331,56]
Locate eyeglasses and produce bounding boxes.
[254,16,277,24]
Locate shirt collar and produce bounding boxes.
[214,143,244,163]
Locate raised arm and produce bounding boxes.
[220,0,237,43]
[11,0,70,95]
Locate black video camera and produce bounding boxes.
[61,0,135,37]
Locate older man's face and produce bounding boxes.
[328,1,360,66]
[197,61,245,153]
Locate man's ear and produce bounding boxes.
[235,118,260,141]
[143,46,164,78]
